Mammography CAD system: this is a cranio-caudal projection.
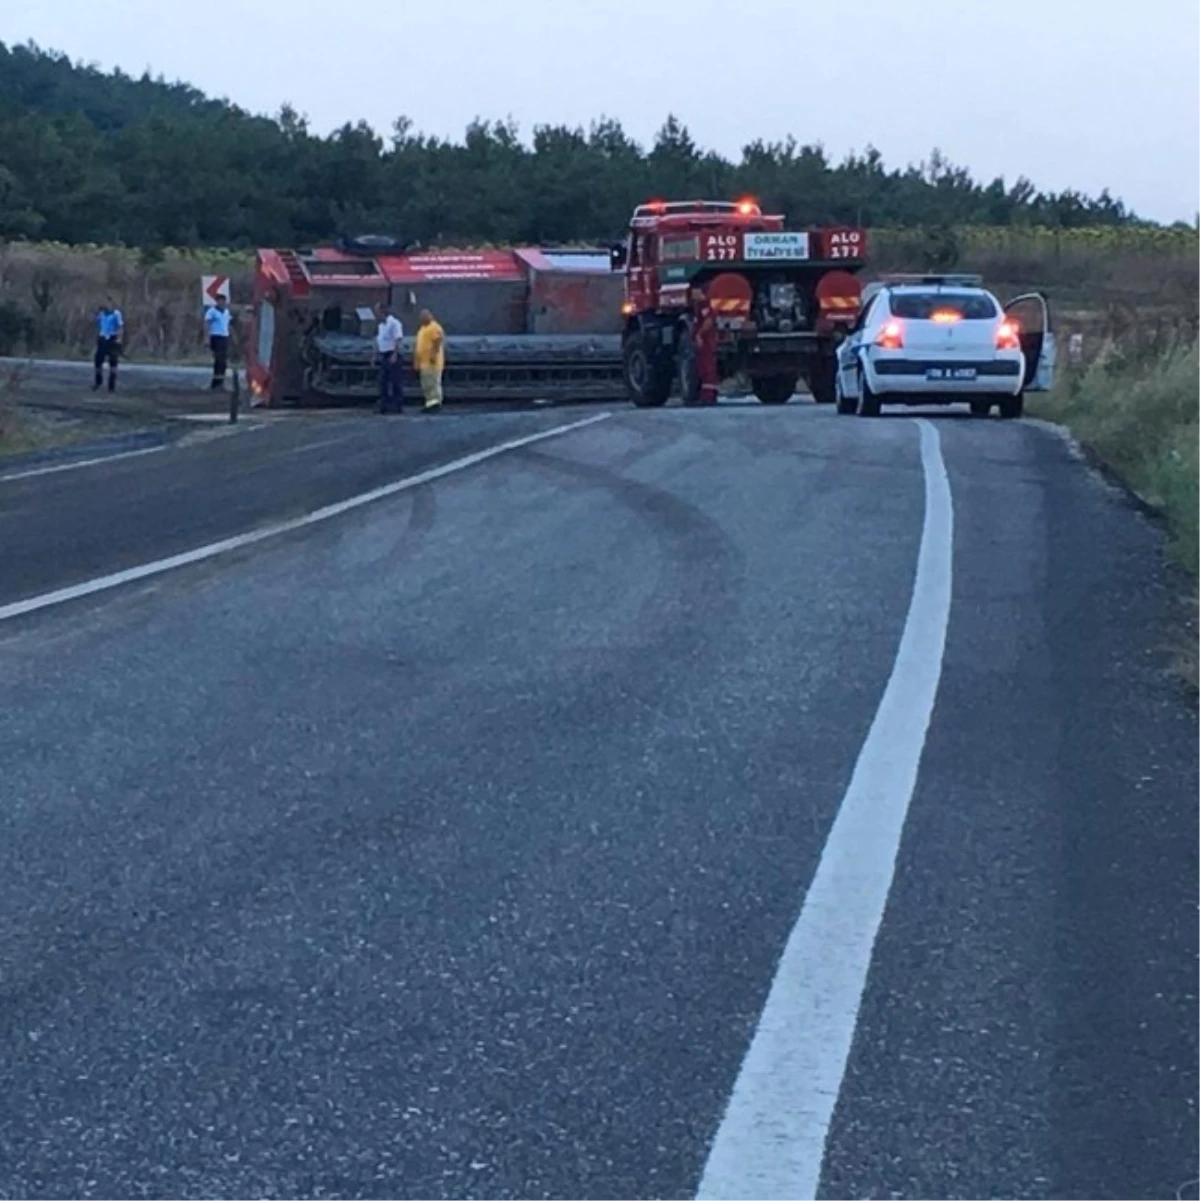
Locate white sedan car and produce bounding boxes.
[835,275,1056,418]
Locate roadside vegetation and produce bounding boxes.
[0,241,250,360]
[1032,333,1199,686]
[0,40,1157,249]
[0,361,155,460]
[0,362,77,458]
[0,361,29,451]
[1,227,1195,363]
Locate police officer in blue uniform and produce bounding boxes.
[203,294,233,390]
[93,298,124,392]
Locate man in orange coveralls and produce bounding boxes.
[691,285,720,405]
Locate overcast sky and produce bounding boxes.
[4,0,1198,222]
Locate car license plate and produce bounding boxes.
[926,366,977,381]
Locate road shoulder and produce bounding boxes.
[819,416,1198,1200]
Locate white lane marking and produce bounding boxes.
[696,417,954,1201]
[281,431,372,456]
[0,412,612,622]
[0,443,165,482]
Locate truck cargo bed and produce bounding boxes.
[306,333,625,403]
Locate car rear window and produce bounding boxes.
[890,292,998,320]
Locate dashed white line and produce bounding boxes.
[0,411,612,622]
[0,443,165,482]
[695,417,955,1201]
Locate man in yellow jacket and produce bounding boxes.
[414,309,445,412]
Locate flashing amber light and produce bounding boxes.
[876,319,904,350]
[736,197,757,215]
[930,308,961,323]
[621,300,635,315]
[996,318,1021,350]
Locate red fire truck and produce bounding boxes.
[611,199,868,406]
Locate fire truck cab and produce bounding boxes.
[611,199,867,406]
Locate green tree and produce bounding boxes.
[0,39,1152,250]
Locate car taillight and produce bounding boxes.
[876,319,904,350]
[996,319,1020,351]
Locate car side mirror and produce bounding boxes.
[609,244,628,271]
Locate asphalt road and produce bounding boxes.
[0,401,1195,1200]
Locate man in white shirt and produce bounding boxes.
[373,301,405,413]
[203,295,233,390]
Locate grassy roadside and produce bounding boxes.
[1031,338,1199,686]
[0,362,43,456]
[0,400,162,462]
[0,362,169,461]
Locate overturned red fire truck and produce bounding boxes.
[245,239,626,407]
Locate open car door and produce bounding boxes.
[835,329,861,400]
[1004,293,1057,392]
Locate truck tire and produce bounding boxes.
[807,356,837,405]
[624,332,672,408]
[998,392,1024,420]
[969,398,992,417]
[677,326,702,406]
[752,373,798,405]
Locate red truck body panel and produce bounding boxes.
[246,244,624,405]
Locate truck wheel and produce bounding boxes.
[624,333,672,408]
[677,326,702,406]
[752,374,798,405]
[998,392,1024,420]
[807,357,837,405]
[969,398,992,417]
